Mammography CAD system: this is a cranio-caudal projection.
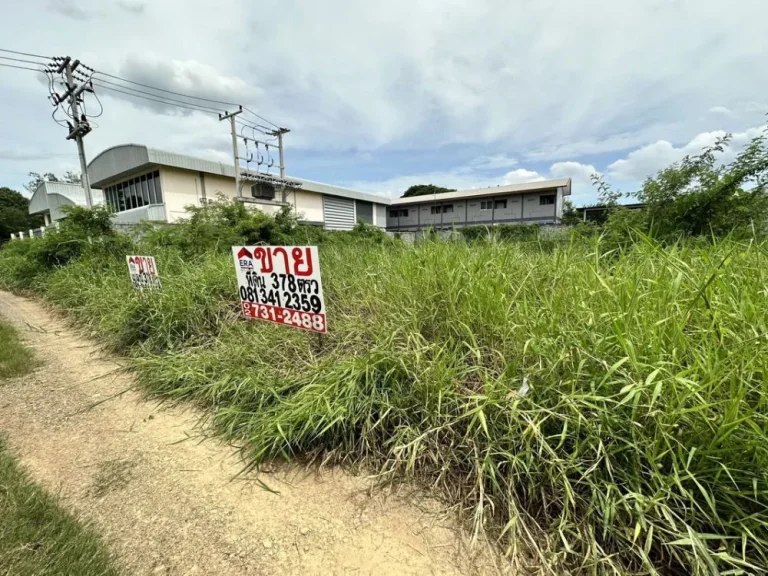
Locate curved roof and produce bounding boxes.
[87,143,391,205]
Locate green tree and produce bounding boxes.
[24,171,81,194]
[401,184,456,198]
[0,187,44,241]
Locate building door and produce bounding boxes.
[322,196,356,230]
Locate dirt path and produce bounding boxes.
[0,290,507,576]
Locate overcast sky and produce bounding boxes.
[1,0,766,204]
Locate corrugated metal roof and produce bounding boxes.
[28,181,104,216]
[389,178,572,206]
[87,143,391,205]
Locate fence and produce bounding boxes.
[10,222,59,240]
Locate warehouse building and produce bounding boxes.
[385,178,571,231]
[28,181,104,225]
[86,144,390,230]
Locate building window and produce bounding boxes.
[399,209,409,218]
[494,200,507,210]
[389,210,399,218]
[540,194,555,206]
[430,206,440,215]
[442,204,454,213]
[480,201,492,210]
[103,170,162,214]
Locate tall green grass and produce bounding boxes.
[3,233,768,574]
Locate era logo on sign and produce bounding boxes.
[237,247,254,270]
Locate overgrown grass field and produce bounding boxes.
[2,211,767,574]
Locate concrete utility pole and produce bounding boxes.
[219,106,243,198]
[56,57,93,207]
[271,127,290,201]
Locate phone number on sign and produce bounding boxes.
[241,302,327,333]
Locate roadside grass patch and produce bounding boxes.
[0,436,119,575]
[0,320,38,380]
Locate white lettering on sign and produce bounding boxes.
[126,255,162,291]
[232,246,327,333]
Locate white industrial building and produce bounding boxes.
[28,181,104,225]
[386,179,572,231]
[86,144,390,230]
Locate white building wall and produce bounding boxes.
[292,190,324,223]
[160,167,204,223]
[522,192,558,220]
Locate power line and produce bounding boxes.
[92,81,226,115]
[243,106,279,129]
[0,48,51,60]
[92,69,241,108]
[0,62,46,73]
[92,69,281,128]
[92,77,226,114]
[0,55,49,66]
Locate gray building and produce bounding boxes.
[28,181,104,225]
[86,144,390,230]
[386,178,572,231]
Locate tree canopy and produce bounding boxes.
[0,187,44,241]
[401,184,456,198]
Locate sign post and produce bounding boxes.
[126,255,162,291]
[232,246,327,333]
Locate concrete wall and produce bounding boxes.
[292,189,324,223]
[160,167,204,223]
[522,192,557,220]
[374,203,387,228]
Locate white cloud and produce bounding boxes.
[502,168,544,184]
[606,125,766,181]
[2,0,768,193]
[550,161,599,184]
[708,106,734,116]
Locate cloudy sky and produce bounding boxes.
[0,0,766,204]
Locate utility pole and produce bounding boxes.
[219,106,243,198]
[55,56,93,207]
[272,127,290,201]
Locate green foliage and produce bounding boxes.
[584,129,768,241]
[23,170,81,194]
[4,197,768,573]
[638,132,768,238]
[460,222,542,242]
[0,436,118,575]
[401,184,456,198]
[560,198,581,226]
[0,320,38,380]
[0,187,43,241]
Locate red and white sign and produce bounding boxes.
[126,255,161,291]
[232,246,327,333]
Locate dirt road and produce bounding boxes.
[0,290,507,575]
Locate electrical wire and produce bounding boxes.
[92,69,241,108]
[92,69,282,128]
[91,81,225,115]
[92,77,226,114]
[0,48,52,60]
[243,106,279,129]
[85,89,104,118]
[0,62,47,73]
[0,55,50,66]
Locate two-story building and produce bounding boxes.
[385,178,571,231]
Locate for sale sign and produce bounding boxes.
[232,246,327,333]
[126,255,161,291]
